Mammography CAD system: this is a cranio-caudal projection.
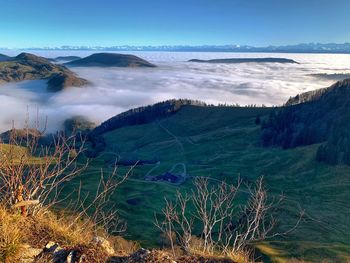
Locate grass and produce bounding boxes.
[0,207,23,262]
[0,204,140,262]
[0,143,50,164]
[0,205,95,262]
[61,105,350,262]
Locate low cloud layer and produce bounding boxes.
[0,51,350,132]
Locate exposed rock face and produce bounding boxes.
[19,244,42,263]
[65,53,156,67]
[18,238,111,263]
[188,57,298,64]
[110,248,236,263]
[18,239,237,262]
[92,236,115,255]
[0,52,88,91]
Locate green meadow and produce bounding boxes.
[68,106,350,262]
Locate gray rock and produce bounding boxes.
[19,244,42,263]
[93,235,115,255]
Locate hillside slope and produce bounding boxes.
[66,104,350,262]
[92,99,207,136]
[0,53,88,91]
[66,53,156,67]
[0,53,11,62]
[262,78,350,164]
[54,55,81,62]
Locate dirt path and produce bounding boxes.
[158,121,184,152]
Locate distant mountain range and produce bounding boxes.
[5,43,350,53]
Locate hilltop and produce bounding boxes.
[0,53,11,62]
[262,78,350,164]
[92,99,207,136]
[54,55,81,62]
[65,53,156,67]
[188,57,298,64]
[46,72,88,92]
[0,53,88,91]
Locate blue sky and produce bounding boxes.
[0,0,349,48]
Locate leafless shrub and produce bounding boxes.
[0,113,134,239]
[155,176,303,260]
[71,162,136,235]
[0,116,87,216]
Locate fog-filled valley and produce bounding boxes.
[1,50,350,132]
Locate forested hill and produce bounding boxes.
[91,99,207,136]
[261,78,350,165]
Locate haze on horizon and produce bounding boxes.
[1,0,350,48]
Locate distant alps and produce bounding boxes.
[4,43,350,53]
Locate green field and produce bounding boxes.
[70,106,350,262]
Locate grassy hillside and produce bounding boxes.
[0,52,87,90]
[65,53,156,67]
[68,105,350,262]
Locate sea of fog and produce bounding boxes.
[1,50,350,132]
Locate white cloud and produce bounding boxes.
[0,51,350,132]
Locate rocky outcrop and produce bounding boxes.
[19,244,42,263]
[92,236,115,256]
[18,237,113,263]
[110,248,236,263]
[18,238,237,262]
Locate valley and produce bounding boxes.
[0,50,350,262]
[2,1,350,262]
[60,103,350,262]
